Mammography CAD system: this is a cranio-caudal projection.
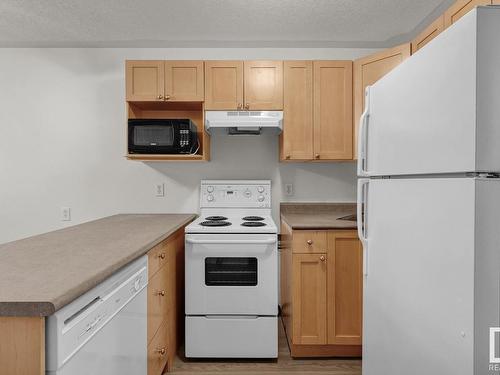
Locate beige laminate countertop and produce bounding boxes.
[280,203,357,230]
[0,214,196,317]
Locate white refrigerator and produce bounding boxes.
[358,7,500,375]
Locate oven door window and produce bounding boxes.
[205,257,257,286]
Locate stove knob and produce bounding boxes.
[207,194,214,202]
[257,186,265,193]
[207,186,214,193]
[258,195,265,202]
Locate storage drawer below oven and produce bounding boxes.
[185,316,278,358]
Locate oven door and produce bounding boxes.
[185,233,278,316]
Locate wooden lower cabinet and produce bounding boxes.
[281,221,362,357]
[147,227,185,374]
[292,253,328,345]
[148,319,169,375]
[327,232,363,346]
[0,317,45,375]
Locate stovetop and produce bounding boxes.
[186,180,277,234]
[185,213,278,234]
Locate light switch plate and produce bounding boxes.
[61,207,71,221]
[156,183,165,197]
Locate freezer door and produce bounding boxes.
[361,177,475,375]
[359,7,500,176]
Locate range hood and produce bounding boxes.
[205,111,283,135]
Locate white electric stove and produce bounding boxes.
[184,180,278,358]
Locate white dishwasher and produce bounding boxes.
[46,255,148,375]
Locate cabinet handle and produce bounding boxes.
[158,253,166,260]
[285,155,291,160]
[245,103,250,110]
[320,255,326,262]
[315,154,320,159]
[165,94,171,100]
[307,240,313,245]
[157,290,165,297]
[156,347,166,356]
[157,94,163,99]
[237,103,242,110]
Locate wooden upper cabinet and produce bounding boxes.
[282,61,313,161]
[292,253,328,345]
[244,61,283,110]
[353,43,411,159]
[204,61,243,110]
[411,15,445,53]
[164,61,204,101]
[327,232,363,346]
[126,60,164,101]
[313,61,353,160]
[444,0,492,28]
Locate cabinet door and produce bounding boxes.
[148,264,169,345]
[313,61,353,160]
[327,231,363,345]
[353,44,410,159]
[164,61,204,102]
[244,61,283,110]
[147,320,168,375]
[444,0,492,28]
[281,61,313,161]
[411,15,445,53]
[204,61,243,110]
[292,253,327,345]
[126,60,165,102]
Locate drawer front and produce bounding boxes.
[148,241,169,278]
[185,316,278,358]
[148,265,169,344]
[292,230,327,254]
[148,320,169,375]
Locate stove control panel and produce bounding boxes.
[200,180,271,208]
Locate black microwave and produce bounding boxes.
[128,119,198,154]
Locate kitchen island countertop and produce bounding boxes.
[0,214,196,316]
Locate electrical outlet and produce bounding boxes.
[61,207,71,221]
[155,183,165,197]
[285,184,294,196]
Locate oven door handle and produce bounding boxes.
[186,238,277,245]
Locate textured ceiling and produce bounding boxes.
[0,0,454,48]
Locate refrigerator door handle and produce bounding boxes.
[357,178,369,276]
[357,86,370,177]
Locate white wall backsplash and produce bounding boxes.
[0,48,376,244]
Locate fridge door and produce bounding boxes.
[358,7,500,177]
[360,177,475,375]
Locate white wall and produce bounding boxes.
[0,48,377,244]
